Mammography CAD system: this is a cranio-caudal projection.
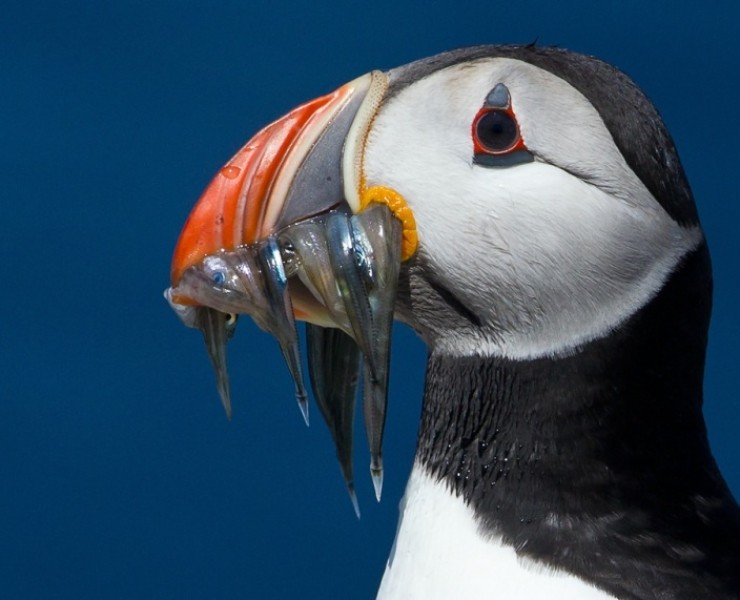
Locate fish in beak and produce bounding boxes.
[164,71,417,511]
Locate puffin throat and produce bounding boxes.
[414,242,740,597]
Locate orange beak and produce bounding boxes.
[170,72,386,289]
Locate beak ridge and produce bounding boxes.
[170,71,388,286]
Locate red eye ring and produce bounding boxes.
[472,106,527,156]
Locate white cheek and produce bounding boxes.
[431,162,700,358]
[369,134,700,358]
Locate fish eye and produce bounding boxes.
[211,270,226,286]
[203,256,231,287]
[225,312,238,339]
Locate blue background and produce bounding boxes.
[2,1,738,598]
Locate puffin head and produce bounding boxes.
[367,47,703,360]
[165,44,706,505]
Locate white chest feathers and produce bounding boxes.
[376,465,615,600]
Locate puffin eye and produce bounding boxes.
[471,82,532,166]
[474,110,519,154]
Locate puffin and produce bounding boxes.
[165,45,740,599]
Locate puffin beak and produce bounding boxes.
[165,70,416,506]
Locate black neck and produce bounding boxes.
[416,243,740,598]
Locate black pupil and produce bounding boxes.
[476,110,518,153]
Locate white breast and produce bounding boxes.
[376,464,616,600]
